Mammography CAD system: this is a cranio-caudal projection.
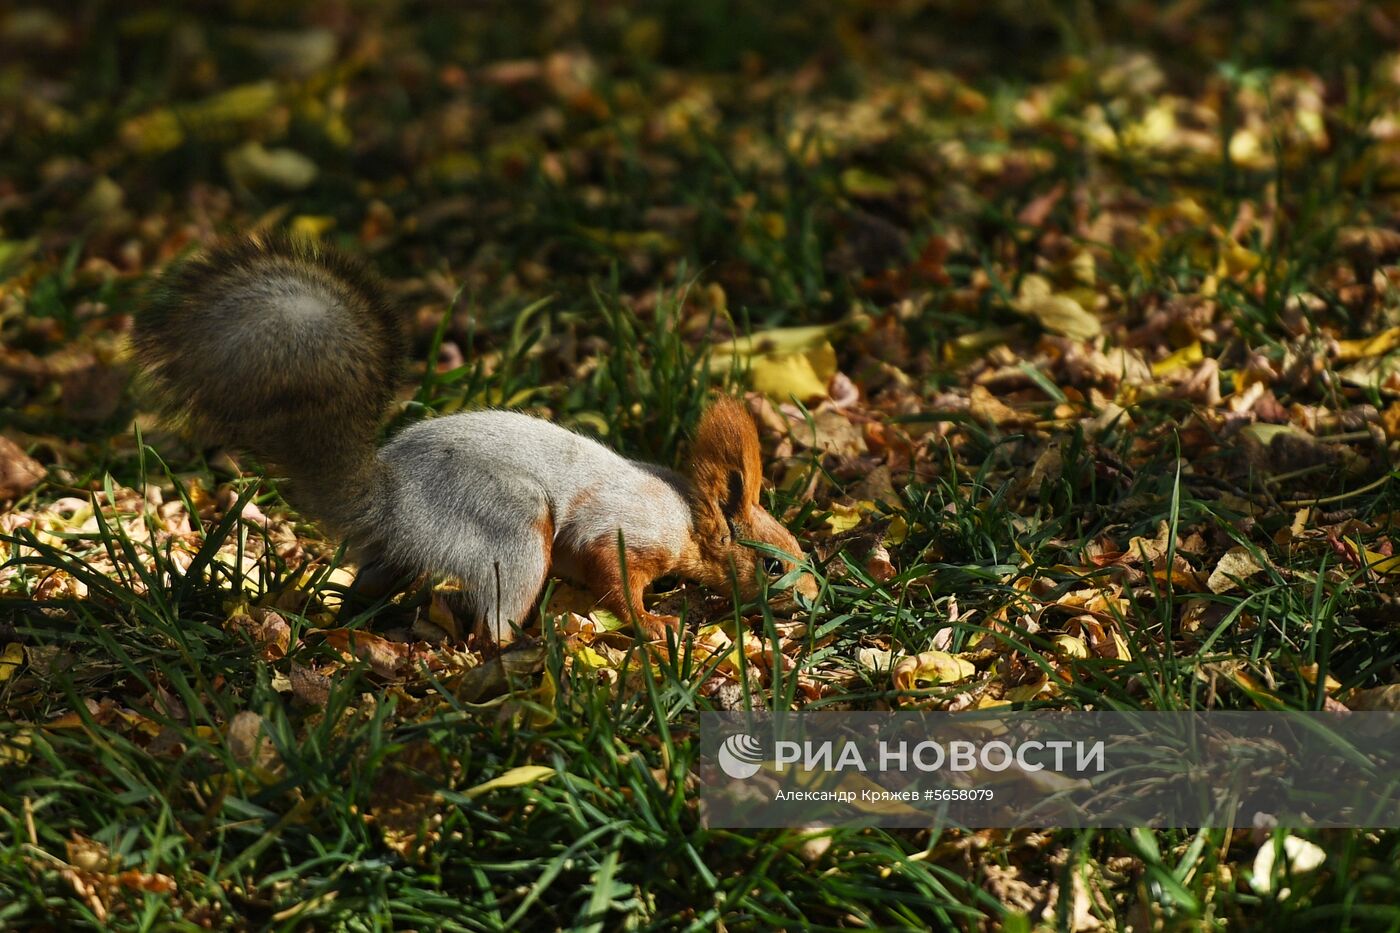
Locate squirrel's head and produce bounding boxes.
[685,397,818,602]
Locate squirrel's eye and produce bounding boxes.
[762,556,784,576]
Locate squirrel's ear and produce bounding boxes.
[724,470,745,518]
[691,397,762,512]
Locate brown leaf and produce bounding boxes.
[226,711,278,772]
[0,435,44,501]
[289,663,331,707]
[969,385,1034,428]
[866,544,896,582]
[1207,547,1266,593]
[320,628,410,679]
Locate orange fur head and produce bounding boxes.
[684,397,818,600]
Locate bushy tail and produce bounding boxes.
[133,234,407,537]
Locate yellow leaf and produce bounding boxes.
[0,643,23,683]
[1169,198,1210,226]
[1151,341,1204,377]
[1012,274,1101,339]
[1111,629,1131,662]
[573,645,618,671]
[825,502,863,534]
[892,652,976,691]
[427,591,461,640]
[589,608,627,632]
[707,327,841,398]
[1239,422,1310,446]
[1229,129,1267,169]
[840,167,897,197]
[711,320,850,361]
[119,109,185,155]
[0,731,32,767]
[1297,663,1341,693]
[884,515,910,546]
[290,215,336,240]
[942,326,1021,365]
[225,142,318,190]
[1217,238,1262,278]
[1337,326,1400,362]
[578,227,680,254]
[121,82,279,155]
[186,81,280,125]
[1069,249,1096,286]
[694,624,744,673]
[1353,537,1400,575]
[1004,677,1059,703]
[1051,634,1089,660]
[748,350,830,401]
[464,765,556,799]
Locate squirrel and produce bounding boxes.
[134,234,817,644]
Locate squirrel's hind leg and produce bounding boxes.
[455,514,554,645]
[342,556,418,615]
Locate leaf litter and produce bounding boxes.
[5,1,1400,927]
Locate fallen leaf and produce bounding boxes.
[0,643,23,683]
[1151,341,1204,377]
[226,711,279,774]
[1013,274,1101,339]
[826,502,864,534]
[1336,326,1400,362]
[1347,684,1400,710]
[866,544,896,582]
[748,350,831,401]
[289,663,331,707]
[463,764,556,799]
[0,436,44,500]
[1207,547,1266,593]
[121,81,279,154]
[1051,634,1089,660]
[857,646,894,671]
[892,652,976,692]
[1250,835,1326,897]
[320,628,410,679]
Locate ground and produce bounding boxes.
[5,1,1400,929]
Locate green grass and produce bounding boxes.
[7,0,1400,929]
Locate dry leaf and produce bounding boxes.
[1336,326,1400,362]
[1207,547,1265,593]
[0,436,44,501]
[320,628,410,679]
[892,652,976,692]
[226,711,279,772]
[1347,684,1400,710]
[1250,835,1326,897]
[1013,274,1101,339]
[0,642,23,683]
[289,663,331,707]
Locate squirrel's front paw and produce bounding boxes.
[637,612,683,640]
